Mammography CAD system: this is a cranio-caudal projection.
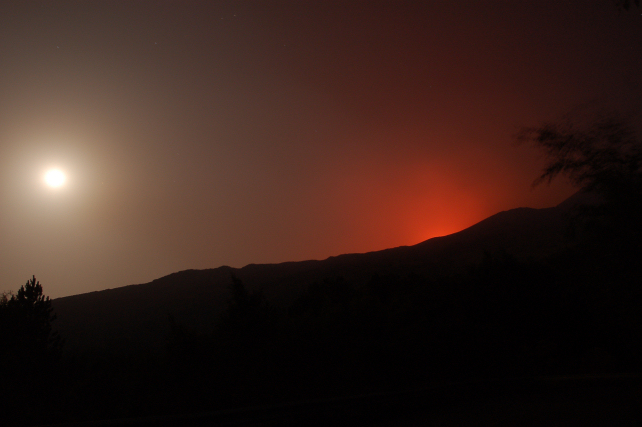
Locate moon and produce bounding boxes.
[44,169,66,188]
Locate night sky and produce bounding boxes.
[1,1,640,298]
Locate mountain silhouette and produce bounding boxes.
[52,193,585,355]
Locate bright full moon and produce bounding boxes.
[44,169,66,188]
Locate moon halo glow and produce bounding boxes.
[44,169,66,188]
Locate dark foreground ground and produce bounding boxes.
[38,374,641,427]
[404,375,641,426]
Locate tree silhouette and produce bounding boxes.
[518,112,642,235]
[518,113,641,199]
[1,276,61,366]
[0,276,62,425]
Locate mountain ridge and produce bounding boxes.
[51,194,581,355]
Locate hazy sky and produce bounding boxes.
[1,1,640,298]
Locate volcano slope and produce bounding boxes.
[52,194,580,356]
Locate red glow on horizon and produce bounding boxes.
[317,150,497,253]
[400,193,489,245]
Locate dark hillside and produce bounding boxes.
[17,190,640,424]
[52,195,575,356]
